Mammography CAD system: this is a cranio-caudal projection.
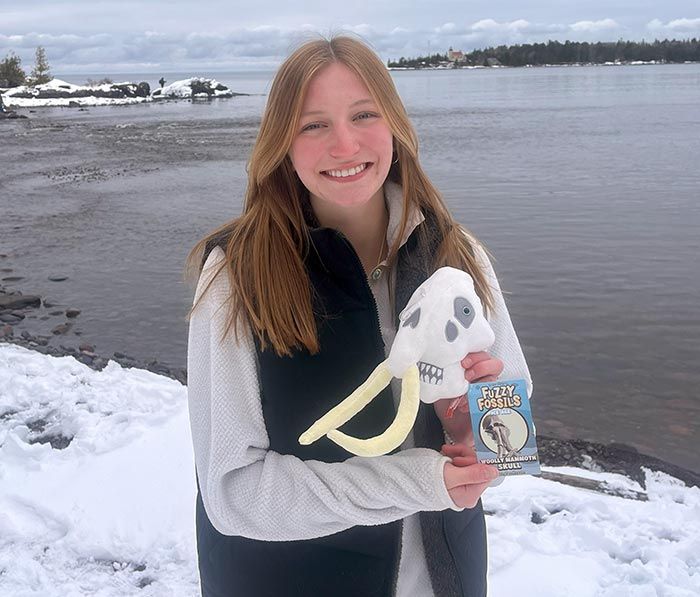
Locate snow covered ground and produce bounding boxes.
[0,343,698,596]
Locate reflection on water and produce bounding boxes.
[2,64,699,472]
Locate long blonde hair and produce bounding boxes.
[186,34,494,356]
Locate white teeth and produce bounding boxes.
[325,163,367,178]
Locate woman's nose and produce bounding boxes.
[328,124,360,158]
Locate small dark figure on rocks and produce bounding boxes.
[159,77,166,88]
[0,93,6,113]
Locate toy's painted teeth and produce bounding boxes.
[324,163,367,178]
[418,361,443,385]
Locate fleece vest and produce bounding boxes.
[196,219,487,597]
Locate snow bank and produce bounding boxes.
[0,343,698,596]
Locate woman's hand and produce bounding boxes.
[442,443,499,509]
[433,352,504,444]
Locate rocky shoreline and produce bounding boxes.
[2,266,698,489]
[0,264,187,385]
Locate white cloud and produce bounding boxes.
[647,17,700,33]
[570,19,620,33]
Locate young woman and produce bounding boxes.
[186,35,532,597]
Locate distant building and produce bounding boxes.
[447,47,466,63]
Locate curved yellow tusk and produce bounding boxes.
[298,361,393,446]
[326,364,420,457]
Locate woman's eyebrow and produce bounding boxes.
[301,98,376,118]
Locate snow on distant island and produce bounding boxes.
[1,78,151,108]
[151,77,237,100]
[0,77,240,109]
[0,342,698,596]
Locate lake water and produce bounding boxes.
[2,64,699,472]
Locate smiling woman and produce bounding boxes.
[184,34,531,597]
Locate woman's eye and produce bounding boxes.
[355,112,377,121]
[301,122,322,132]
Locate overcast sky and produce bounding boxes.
[2,1,699,74]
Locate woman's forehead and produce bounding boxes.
[301,63,376,110]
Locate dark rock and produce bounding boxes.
[48,275,69,282]
[43,300,55,308]
[530,512,547,524]
[0,110,28,120]
[0,313,22,323]
[40,315,50,320]
[113,351,126,359]
[50,310,63,316]
[21,331,32,340]
[29,433,73,450]
[65,308,81,318]
[0,294,41,309]
[538,435,700,489]
[1,276,23,282]
[137,82,150,97]
[76,354,93,365]
[79,342,95,353]
[173,368,188,385]
[51,322,73,335]
[35,337,49,346]
[26,418,46,433]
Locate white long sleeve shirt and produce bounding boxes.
[186,183,533,595]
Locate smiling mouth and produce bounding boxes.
[321,162,371,180]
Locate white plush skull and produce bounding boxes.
[298,266,495,456]
[387,267,495,403]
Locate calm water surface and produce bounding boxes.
[2,64,699,472]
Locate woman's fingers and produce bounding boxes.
[462,352,504,383]
[443,462,499,509]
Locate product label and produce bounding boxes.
[467,378,541,476]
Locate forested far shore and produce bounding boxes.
[388,38,700,68]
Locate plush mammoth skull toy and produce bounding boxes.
[299,266,496,457]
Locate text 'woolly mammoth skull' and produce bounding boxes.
[299,267,496,457]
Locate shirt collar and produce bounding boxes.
[383,180,425,263]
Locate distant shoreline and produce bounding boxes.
[388,60,700,71]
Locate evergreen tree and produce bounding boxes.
[0,51,26,88]
[29,46,52,86]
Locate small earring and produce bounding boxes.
[392,151,399,165]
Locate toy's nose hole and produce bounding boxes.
[445,320,458,342]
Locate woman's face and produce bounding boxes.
[288,62,394,218]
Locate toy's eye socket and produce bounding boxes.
[454,296,475,328]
